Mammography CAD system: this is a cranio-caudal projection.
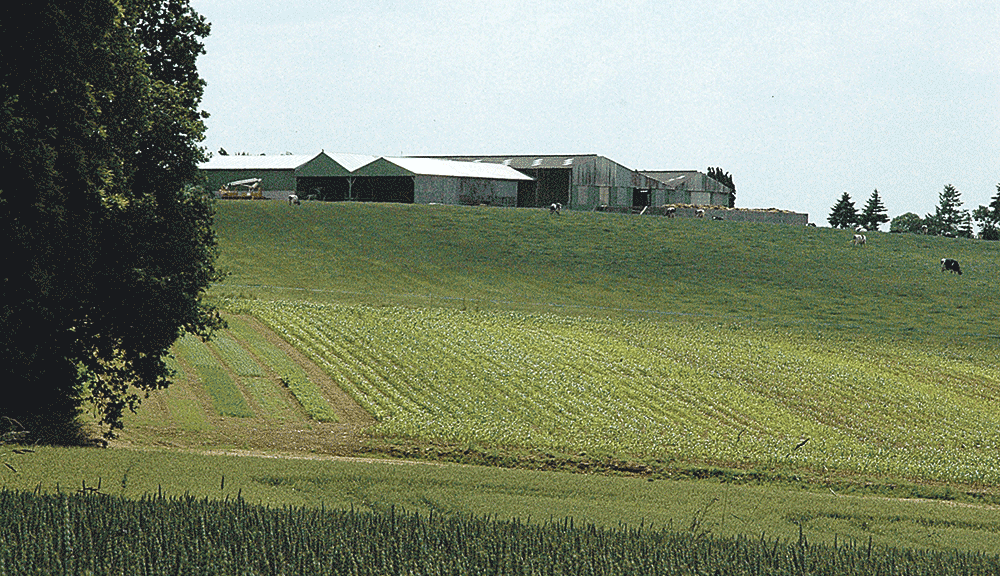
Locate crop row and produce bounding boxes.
[3,489,999,576]
[225,316,339,422]
[247,300,1000,484]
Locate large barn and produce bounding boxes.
[199,152,377,200]
[429,155,734,211]
[198,152,531,205]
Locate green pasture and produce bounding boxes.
[211,200,999,343]
[3,446,1000,555]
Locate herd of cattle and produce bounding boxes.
[848,226,964,276]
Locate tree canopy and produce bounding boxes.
[889,212,924,234]
[827,192,858,229]
[1,0,222,442]
[706,167,736,208]
[972,183,1000,240]
[925,184,968,237]
[857,189,890,232]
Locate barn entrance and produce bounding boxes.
[351,176,415,203]
[516,168,571,208]
[632,188,650,208]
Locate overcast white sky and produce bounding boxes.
[190,0,998,224]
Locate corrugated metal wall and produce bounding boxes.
[413,176,518,206]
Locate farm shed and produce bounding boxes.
[351,157,533,206]
[427,155,722,211]
[641,171,734,207]
[199,151,374,200]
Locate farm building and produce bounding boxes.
[640,171,734,207]
[427,155,733,211]
[199,152,376,200]
[200,152,533,205]
[350,157,533,206]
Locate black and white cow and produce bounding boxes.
[549,202,562,215]
[851,234,867,247]
[941,258,962,275]
[664,207,677,218]
[288,193,300,205]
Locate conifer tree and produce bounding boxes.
[857,189,890,232]
[827,192,858,228]
[926,184,965,236]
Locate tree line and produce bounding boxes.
[828,184,1000,240]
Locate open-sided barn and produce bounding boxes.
[351,157,533,206]
[199,152,532,205]
[199,152,377,200]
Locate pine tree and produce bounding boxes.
[857,189,890,232]
[927,184,965,235]
[827,192,858,228]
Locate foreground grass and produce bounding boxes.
[3,446,1000,554]
[5,489,1000,576]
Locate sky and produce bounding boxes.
[190,0,999,225]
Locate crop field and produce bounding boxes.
[242,298,1000,485]
[4,489,1000,575]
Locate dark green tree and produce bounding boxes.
[925,184,966,236]
[827,192,858,228]
[857,189,890,232]
[972,183,1000,240]
[707,167,736,208]
[889,212,925,234]
[1,0,222,442]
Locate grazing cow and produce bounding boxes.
[695,209,705,218]
[664,207,677,218]
[549,202,562,215]
[852,234,867,247]
[941,258,962,275]
[712,215,724,221]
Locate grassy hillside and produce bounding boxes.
[6,200,1000,556]
[203,201,1000,485]
[212,200,999,343]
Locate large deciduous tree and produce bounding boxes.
[1,0,222,442]
[889,212,925,234]
[827,192,858,229]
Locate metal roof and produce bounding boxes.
[429,154,599,170]
[199,154,317,170]
[330,152,379,172]
[642,171,708,189]
[199,151,379,172]
[386,157,534,180]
